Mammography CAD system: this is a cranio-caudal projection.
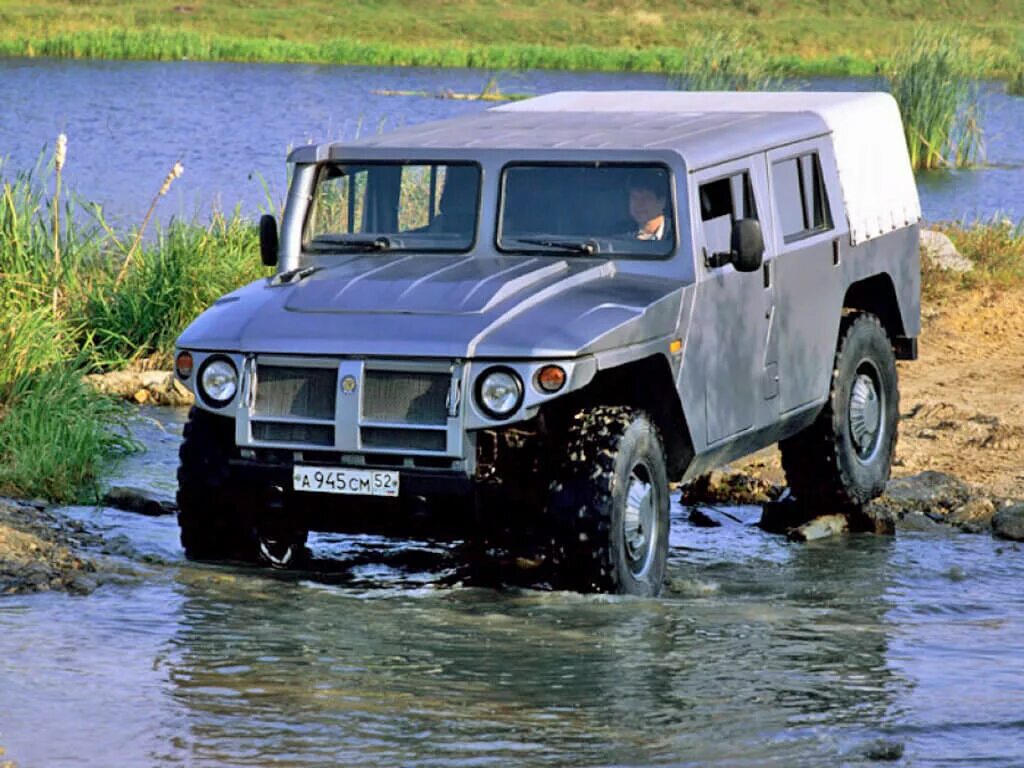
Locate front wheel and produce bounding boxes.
[780,311,899,506]
[177,407,259,562]
[545,406,670,596]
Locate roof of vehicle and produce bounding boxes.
[293,91,920,245]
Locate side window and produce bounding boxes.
[698,171,757,255]
[772,152,833,243]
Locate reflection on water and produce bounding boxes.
[1,413,1023,767]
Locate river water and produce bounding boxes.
[1,407,1022,766]
[1,58,1022,227]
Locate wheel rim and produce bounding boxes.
[258,536,297,569]
[849,360,884,462]
[623,462,658,579]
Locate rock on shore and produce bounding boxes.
[684,468,1011,541]
[86,370,193,406]
[993,502,1024,541]
[0,499,100,594]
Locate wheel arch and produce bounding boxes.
[548,354,694,479]
[842,272,914,357]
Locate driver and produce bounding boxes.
[627,171,670,241]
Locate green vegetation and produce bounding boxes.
[671,32,779,91]
[1009,68,1024,96]
[0,366,136,502]
[0,0,1021,78]
[0,142,266,500]
[887,32,985,170]
[922,219,1024,297]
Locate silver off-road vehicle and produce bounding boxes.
[174,91,920,596]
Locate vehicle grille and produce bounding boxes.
[361,426,447,452]
[252,422,334,447]
[245,359,456,455]
[255,365,336,420]
[363,371,449,426]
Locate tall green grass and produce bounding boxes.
[1008,69,1024,97]
[0,365,136,502]
[2,0,1023,80]
[0,142,266,499]
[0,27,905,78]
[887,32,985,170]
[86,212,265,368]
[671,33,780,91]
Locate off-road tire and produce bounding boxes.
[177,407,259,562]
[545,406,670,596]
[780,311,899,507]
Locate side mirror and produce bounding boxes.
[730,218,764,272]
[259,214,279,268]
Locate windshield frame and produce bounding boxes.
[495,161,677,261]
[301,160,484,256]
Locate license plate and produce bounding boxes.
[292,466,399,497]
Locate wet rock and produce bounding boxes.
[992,501,1024,541]
[895,512,950,533]
[921,229,973,272]
[881,471,971,512]
[102,486,177,516]
[948,497,997,533]
[681,469,783,506]
[787,514,849,542]
[688,507,722,528]
[860,738,905,761]
[866,471,1001,533]
[759,493,894,539]
[846,503,897,535]
[759,496,818,534]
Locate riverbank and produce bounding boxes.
[1,1,1021,78]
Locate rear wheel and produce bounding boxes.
[780,312,899,507]
[545,406,669,596]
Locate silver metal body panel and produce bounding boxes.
[178,92,920,480]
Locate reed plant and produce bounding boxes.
[0,142,139,500]
[85,210,266,368]
[886,31,985,170]
[671,33,780,92]
[1008,69,1024,97]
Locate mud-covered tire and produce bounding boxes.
[545,406,670,596]
[176,407,258,562]
[780,312,899,507]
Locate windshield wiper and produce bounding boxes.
[509,237,598,255]
[270,264,322,286]
[308,236,392,252]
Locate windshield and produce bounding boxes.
[304,162,480,253]
[498,164,674,259]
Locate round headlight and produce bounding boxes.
[199,357,238,407]
[476,368,523,419]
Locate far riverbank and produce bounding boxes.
[2,0,1022,79]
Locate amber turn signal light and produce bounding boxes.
[175,351,194,379]
[535,365,567,393]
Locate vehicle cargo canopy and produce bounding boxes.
[496,91,921,245]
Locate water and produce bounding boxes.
[1,407,1023,766]
[1,58,1022,227]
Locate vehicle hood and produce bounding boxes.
[177,254,683,359]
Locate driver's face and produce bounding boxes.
[629,187,666,226]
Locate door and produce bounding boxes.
[766,141,844,413]
[687,156,778,445]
